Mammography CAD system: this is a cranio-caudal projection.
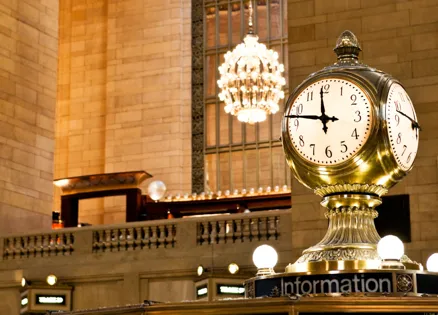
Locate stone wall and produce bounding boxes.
[0,0,58,234]
[55,0,192,224]
[287,0,438,265]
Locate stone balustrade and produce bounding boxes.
[0,210,291,263]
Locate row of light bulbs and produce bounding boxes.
[247,236,438,275]
[21,274,57,287]
[164,185,291,202]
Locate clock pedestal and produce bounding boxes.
[286,193,419,273]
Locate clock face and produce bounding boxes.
[286,78,372,165]
[385,83,419,171]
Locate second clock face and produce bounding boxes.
[385,83,419,171]
[286,78,372,165]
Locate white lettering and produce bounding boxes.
[365,278,378,292]
[340,278,352,293]
[301,280,312,294]
[284,281,294,294]
[38,296,64,304]
[294,277,301,294]
[197,287,208,296]
[320,279,339,293]
[352,275,360,292]
[379,278,392,293]
[219,286,245,294]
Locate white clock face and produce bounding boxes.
[385,83,419,171]
[286,78,372,165]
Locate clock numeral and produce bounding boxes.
[351,128,359,140]
[340,86,343,96]
[294,119,299,131]
[399,92,405,102]
[310,144,315,155]
[340,141,348,153]
[395,100,401,111]
[297,103,303,115]
[402,145,407,156]
[354,110,361,122]
[351,94,357,105]
[323,84,330,93]
[407,152,414,164]
[307,91,313,102]
[396,132,402,144]
[325,146,332,158]
[395,114,400,126]
[299,135,305,147]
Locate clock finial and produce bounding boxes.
[334,30,362,62]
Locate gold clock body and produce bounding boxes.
[281,31,420,272]
[282,45,412,198]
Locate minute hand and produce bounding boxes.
[285,115,321,120]
[396,110,422,131]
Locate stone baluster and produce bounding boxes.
[210,222,218,244]
[22,236,29,257]
[268,216,278,239]
[218,221,226,244]
[242,218,250,242]
[234,219,242,243]
[200,222,209,245]
[150,226,158,248]
[134,227,142,247]
[259,217,268,240]
[35,235,43,256]
[126,228,134,250]
[119,229,127,250]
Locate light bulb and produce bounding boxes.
[197,265,204,276]
[427,253,438,272]
[228,263,239,274]
[46,274,57,286]
[377,235,404,260]
[147,180,167,201]
[252,244,278,271]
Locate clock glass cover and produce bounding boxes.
[385,83,419,171]
[286,78,372,165]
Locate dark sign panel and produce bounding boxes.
[255,273,393,297]
[216,284,245,296]
[196,286,208,299]
[417,273,438,294]
[35,294,66,306]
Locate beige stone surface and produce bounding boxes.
[0,0,58,234]
[55,0,192,224]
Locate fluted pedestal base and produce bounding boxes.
[287,194,419,273]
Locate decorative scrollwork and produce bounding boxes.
[246,281,255,298]
[396,274,413,292]
[314,183,388,197]
[297,248,380,263]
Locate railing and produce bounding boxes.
[197,214,280,245]
[92,224,177,252]
[3,231,74,259]
[0,210,291,262]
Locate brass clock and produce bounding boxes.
[281,31,421,272]
[282,31,420,197]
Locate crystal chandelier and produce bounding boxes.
[217,1,286,124]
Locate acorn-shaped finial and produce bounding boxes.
[334,30,362,61]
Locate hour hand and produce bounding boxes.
[285,114,321,120]
[396,110,422,131]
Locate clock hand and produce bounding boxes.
[320,87,326,116]
[396,110,422,131]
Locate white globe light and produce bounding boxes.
[46,274,57,286]
[147,180,167,201]
[252,245,278,269]
[427,253,438,272]
[377,235,404,260]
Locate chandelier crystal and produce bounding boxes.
[217,1,286,124]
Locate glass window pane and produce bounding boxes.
[205,154,218,192]
[232,116,243,144]
[206,6,216,48]
[219,152,230,190]
[218,4,228,45]
[270,0,280,38]
[219,103,230,145]
[206,102,216,147]
[206,55,216,97]
[231,2,241,45]
[256,1,268,41]
[231,151,244,190]
[245,149,258,189]
[258,148,271,187]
